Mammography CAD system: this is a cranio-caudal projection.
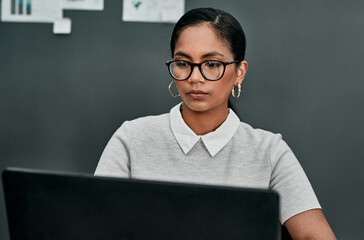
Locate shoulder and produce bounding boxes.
[234,122,286,163]
[116,113,170,135]
[129,113,169,128]
[237,121,283,144]
[237,122,299,171]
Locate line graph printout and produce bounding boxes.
[1,0,62,23]
[122,0,184,23]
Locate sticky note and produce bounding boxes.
[53,18,71,34]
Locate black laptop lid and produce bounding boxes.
[3,168,280,240]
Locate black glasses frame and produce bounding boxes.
[165,59,241,81]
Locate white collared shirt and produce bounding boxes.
[170,102,240,157]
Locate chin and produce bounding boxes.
[182,100,214,113]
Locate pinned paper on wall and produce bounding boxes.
[1,0,104,34]
[53,18,72,34]
[122,0,184,23]
[62,0,104,10]
[1,0,104,23]
[1,0,63,23]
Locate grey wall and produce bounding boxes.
[1,0,363,239]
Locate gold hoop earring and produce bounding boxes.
[168,81,180,97]
[232,84,241,98]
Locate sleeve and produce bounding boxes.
[94,121,132,178]
[268,134,321,224]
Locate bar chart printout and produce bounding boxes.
[1,0,62,22]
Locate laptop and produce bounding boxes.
[3,167,280,240]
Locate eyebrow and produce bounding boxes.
[174,51,225,59]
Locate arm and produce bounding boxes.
[284,209,336,240]
[268,135,335,238]
[94,121,131,178]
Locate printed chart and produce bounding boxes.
[1,0,62,23]
[1,0,104,23]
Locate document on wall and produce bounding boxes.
[62,0,104,11]
[1,0,63,23]
[122,0,184,23]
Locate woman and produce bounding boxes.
[95,8,336,239]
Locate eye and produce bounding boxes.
[205,61,222,68]
[175,60,189,68]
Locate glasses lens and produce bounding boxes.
[170,60,190,80]
[201,60,224,80]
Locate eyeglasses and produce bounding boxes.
[165,59,241,81]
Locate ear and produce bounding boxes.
[235,60,248,86]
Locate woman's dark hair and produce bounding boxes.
[170,8,246,61]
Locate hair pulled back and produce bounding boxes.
[170,8,246,61]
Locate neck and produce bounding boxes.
[180,103,229,135]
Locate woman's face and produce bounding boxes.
[173,23,247,114]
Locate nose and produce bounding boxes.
[188,65,205,84]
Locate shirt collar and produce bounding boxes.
[170,102,240,157]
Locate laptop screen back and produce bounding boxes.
[3,168,280,240]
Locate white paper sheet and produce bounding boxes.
[122,0,184,23]
[62,0,103,10]
[1,0,63,23]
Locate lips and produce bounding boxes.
[189,90,207,94]
[187,90,208,99]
